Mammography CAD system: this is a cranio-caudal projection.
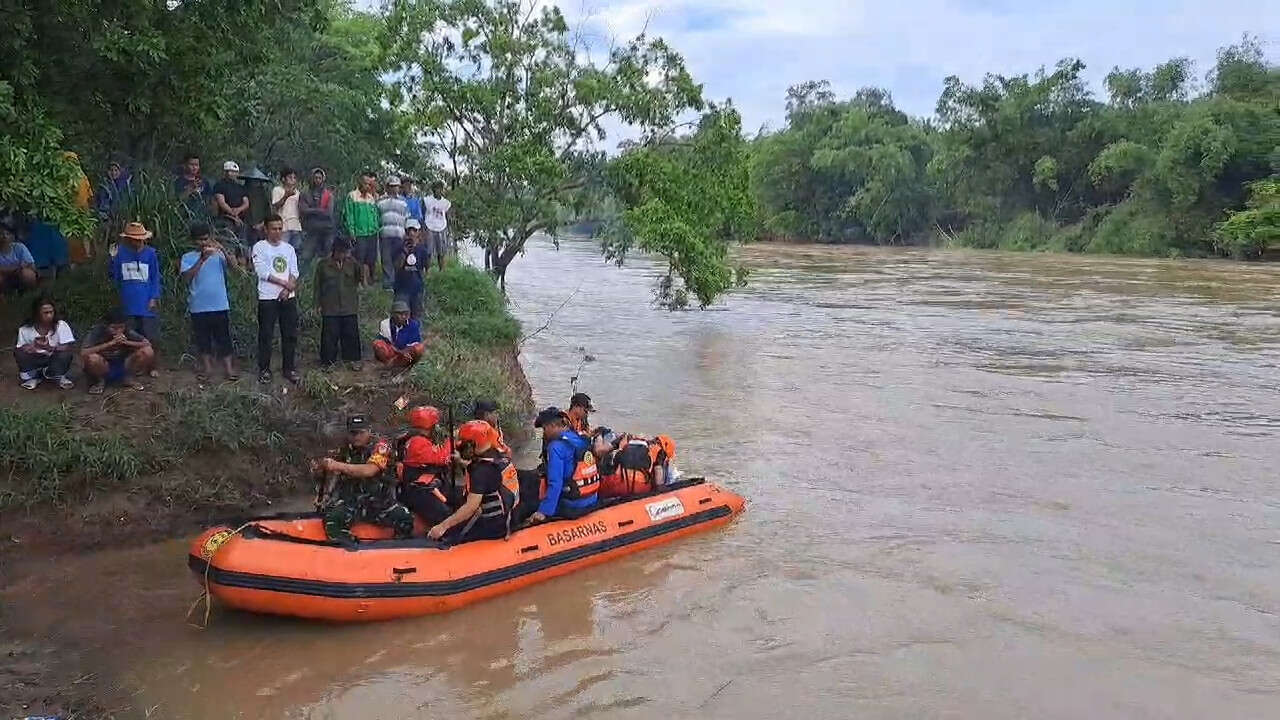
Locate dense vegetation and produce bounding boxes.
[751,37,1279,258]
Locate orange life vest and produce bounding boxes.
[598,435,675,499]
[560,446,599,500]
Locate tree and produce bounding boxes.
[0,82,93,236]
[228,3,407,183]
[602,107,754,308]
[751,84,933,243]
[0,0,328,167]
[385,0,703,288]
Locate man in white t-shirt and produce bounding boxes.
[270,167,304,254]
[423,180,452,271]
[252,213,300,384]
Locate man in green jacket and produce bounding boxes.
[341,170,381,284]
[313,237,364,369]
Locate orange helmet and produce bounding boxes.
[457,420,496,447]
[408,406,440,430]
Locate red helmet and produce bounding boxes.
[457,420,496,447]
[408,406,440,430]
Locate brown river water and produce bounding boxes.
[8,239,1280,718]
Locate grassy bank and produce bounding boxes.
[0,259,532,546]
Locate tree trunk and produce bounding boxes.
[493,258,508,293]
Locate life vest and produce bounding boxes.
[460,455,518,536]
[318,188,333,212]
[558,443,600,501]
[395,431,454,505]
[597,435,675,499]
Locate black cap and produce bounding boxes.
[346,414,370,431]
[189,222,211,239]
[474,399,499,417]
[570,392,594,411]
[534,406,568,428]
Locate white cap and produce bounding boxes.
[386,175,402,186]
[405,218,421,230]
[223,160,240,172]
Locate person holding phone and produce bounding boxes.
[15,296,76,390]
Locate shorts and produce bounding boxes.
[191,310,232,357]
[105,355,129,384]
[425,230,448,258]
[128,315,160,344]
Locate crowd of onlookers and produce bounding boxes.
[7,153,455,391]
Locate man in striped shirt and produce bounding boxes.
[377,176,409,290]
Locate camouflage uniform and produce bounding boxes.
[321,436,415,542]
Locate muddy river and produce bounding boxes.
[8,240,1280,718]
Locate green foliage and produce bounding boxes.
[602,107,754,308]
[409,264,530,436]
[998,212,1059,251]
[0,0,401,230]
[1032,156,1059,193]
[386,0,705,287]
[752,85,934,243]
[0,82,94,236]
[1088,140,1156,195]
[424,264,521,346]
[762,39,1277,260]
[1215,179,1280,259]
[1086,200,1184,256]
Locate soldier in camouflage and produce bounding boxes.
[312,414,414,542]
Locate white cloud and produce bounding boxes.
[557,0,1273,134]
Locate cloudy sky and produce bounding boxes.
[556,0,1271,137]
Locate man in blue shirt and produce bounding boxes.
[0,221,38,293]
[179,223,239,382]
[529,406,599,523]
[109,221,162,375]
[402,177,425,224]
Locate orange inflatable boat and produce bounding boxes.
[188,478,745,622]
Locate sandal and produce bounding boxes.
[258,370,272,384]
[128,381,146,391]
[148,369,159,379]
[88,382,105,395]
[195,373,210,384]
[21,378,40,391]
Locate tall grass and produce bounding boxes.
[0,386,308,508]
[409,264,530,433]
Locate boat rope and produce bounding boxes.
[185,521,254,629]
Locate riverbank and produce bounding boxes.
[0,262,533,718]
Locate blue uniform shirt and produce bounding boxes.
[539,429,597,517]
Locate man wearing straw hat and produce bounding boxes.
[109,220,162,375]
